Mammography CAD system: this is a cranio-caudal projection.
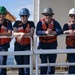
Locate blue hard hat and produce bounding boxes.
[19,8,30,16]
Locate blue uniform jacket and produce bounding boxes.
[36,20,63,48]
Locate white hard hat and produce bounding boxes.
[69,8,75,15]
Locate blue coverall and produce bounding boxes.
[13,21,35,75]
[36,20,62,74]
[63,24,75,74]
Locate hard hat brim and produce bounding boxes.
[0,11,7,14]
[42,13,54,15]
[19,14,30,16]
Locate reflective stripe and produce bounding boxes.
[1,26,7,30]
[18,27,23,30]
[40,37,57,43]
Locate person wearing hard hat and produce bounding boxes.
[63,8,75,74]
[0,6,12,75]
[36,7,62,74]
[13,8,35,75]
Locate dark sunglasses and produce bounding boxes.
[20,15,28,17]
[69,15,75,18]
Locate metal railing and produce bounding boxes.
[1,35,75,75]
[34,35,75,75]
[34,49,75,75]
[0,51,33,75]
[0,36,33,75]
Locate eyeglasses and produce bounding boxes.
[20,15,28,17]
[69,15,75,18]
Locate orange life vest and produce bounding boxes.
[39,18,57,43]
[66,25,75,47]
[16,21,31,45]
[0,20,11,45]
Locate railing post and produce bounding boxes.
[36,54,39,75]
[30,55,33,75]
[30,37,33,75]
[35,36,39,75]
